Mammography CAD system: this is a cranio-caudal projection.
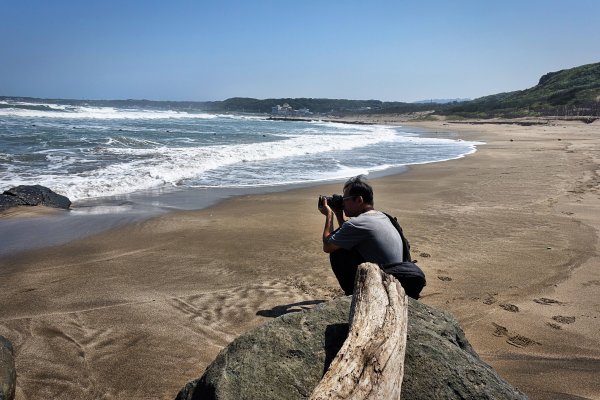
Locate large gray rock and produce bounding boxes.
[0,185,71,211]
[0,336,16,400]
[176,297,527,400]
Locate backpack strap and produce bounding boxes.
[382,212,413,263]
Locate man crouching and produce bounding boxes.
[319,175,425,299]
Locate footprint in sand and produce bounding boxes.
[491,323,540,347]
[483,293,498,305]
[507,335,541,348]
[492,323,508,337]
[499,303,519,312]
[546,322,562,330]
[533,298,564,305]
[552,315,576,324]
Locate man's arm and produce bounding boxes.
[322,210,342,253]
[319,198,342,253]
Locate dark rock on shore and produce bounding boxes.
[0,194,23,211]
[176,296,528,400]
[0,336,16,400]
[0,185,71,211]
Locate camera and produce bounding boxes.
[318,194,344,211]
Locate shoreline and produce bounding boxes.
[0,118,471,257]
[1,117,599,399]
[0,167,412,258]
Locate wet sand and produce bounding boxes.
[1,118,599,399]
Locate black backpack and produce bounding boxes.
[382,212,426,280]
[383,212,413,263]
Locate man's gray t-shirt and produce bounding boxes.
[328,210,403,266]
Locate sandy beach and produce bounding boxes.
[1,118,599,399]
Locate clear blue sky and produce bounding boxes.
[1,0,598,102]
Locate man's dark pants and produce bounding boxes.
[330,248,425,299]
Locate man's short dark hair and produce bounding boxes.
[343,175,374,205]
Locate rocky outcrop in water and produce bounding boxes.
[0,185,71,211]
[0,336,16,400]
[176,296,528,400]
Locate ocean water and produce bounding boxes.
[1,99,478,203]
[0,99,480,255]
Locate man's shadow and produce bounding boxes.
[256,300,328,318]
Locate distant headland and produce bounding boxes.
[2,61,599,118]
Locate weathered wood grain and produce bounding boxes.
[310,262,408,400]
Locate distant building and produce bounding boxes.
[271,103,293,115]
[271,103,312,116]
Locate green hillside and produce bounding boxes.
[441,62,600,117]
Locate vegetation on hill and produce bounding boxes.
[0,95,434,115]
[439,62,600,118]
[211,97,440,114]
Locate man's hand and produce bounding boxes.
[318,196,332,216]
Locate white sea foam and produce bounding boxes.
[0,101,218,120]
[2,125,403,200]
[214,114,265,120]
[1,105,481,202]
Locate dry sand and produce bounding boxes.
[1,118,599,399]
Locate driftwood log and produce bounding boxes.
[310,262,409,400]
